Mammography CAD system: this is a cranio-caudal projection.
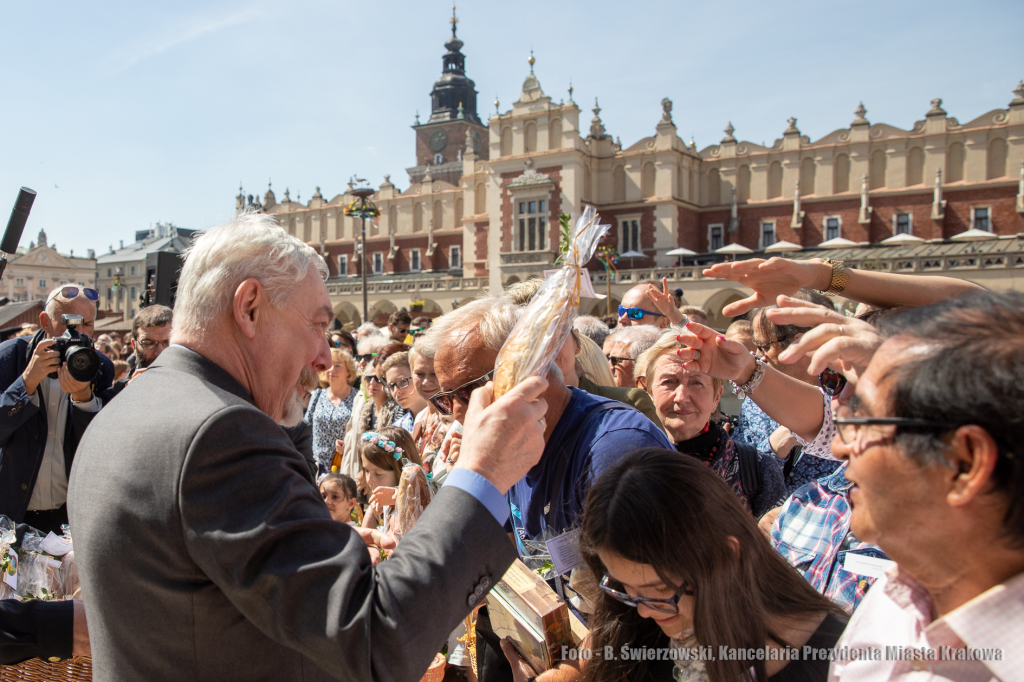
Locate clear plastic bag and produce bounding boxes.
[493,205,610,397]
[393,461,433,539]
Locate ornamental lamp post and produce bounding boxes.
[344,186,379,324]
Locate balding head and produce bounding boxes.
[41,287,97,338]
[618,284,669,328]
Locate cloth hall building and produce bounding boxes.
[239,16,1024,329]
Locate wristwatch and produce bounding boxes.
[822,258,849,297]
[730,354,766,400]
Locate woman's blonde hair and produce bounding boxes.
[638,327,725,420]
[574,332,615,387]
[330,348,359,386]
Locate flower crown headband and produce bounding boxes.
[362,431,404,459]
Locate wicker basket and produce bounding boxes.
[0,657,91,682]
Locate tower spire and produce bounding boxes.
[450,3,458,37]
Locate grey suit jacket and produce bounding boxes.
[68,346,515,681]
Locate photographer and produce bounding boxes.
[0,286,113,532]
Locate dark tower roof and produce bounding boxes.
[424,6,482,126]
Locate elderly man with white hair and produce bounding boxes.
[68,211,549,682]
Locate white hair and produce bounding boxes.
[418,297,521,358]
[356,333,388,355]
[173,209,327,341]
[356,322,380,337]
[608,325,661,359]
[572,315,610,348]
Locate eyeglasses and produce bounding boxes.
[45,286,99,306]
[598,574,691,615]
[754,336,792,355]
[137,339,170,351]
[363,374,384,386]
[387,376,413,393]
[819,368,847,397]
[606,355,633,368]
[618,305,664,321]
[355,353,377,364]
[429,371,493,416]
[833,403,948,445]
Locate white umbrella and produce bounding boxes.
[617,250,646,269]
[880,233,925,245]
[818,237,861,248]
[950,228,997,242]
[764,240,802,253]
[715,243,754,255]
[665,247,698,256]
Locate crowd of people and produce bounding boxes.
[0,209,1020,682]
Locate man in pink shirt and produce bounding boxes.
[825,292,1024,681]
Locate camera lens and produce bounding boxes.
[65,346,100,383]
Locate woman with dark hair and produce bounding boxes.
[580,448,847,682]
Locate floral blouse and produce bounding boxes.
[305,387,358,469]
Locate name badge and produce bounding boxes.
[843,552,895,579]
[545,529,583,576]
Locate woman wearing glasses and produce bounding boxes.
[303,348,359,475]
[378,351,424,434]
[574,448,847,682]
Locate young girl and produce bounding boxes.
[319,473,359,526]
[358,426,421,530]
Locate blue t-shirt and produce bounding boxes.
[506,387,671,566]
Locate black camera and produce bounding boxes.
[50,314,100,383]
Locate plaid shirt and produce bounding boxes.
[770,462,888,613]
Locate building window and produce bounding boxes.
[107,288,112,300]
[516,199,547,251]
[410,249,421,272]
[372,253,383,274]
[894,213,912,235]
[825,216,841,241]
[338,254,348,276]
[130,286,136,300]
[708,224,724,251]
[450,245,461,269]
[130,266,136,276]
[107,268,111,277]
[971,207,991,232]
[759,221,776,249]
[38,279,46,288]
[434,153,443,165]
[621,219,640,253]
[15,278,23,287]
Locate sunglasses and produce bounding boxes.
[598,574,692,615]
[754,336,792,355]
[387,376,413,393]
[355,353,377,364]
[45,286,99,306]
[606,355,632,368]
[429,371,493,416]
[618,305,664,321]
[819,368,848,397]
[363,374,384,386]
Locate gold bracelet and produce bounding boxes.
[823,258,849,297]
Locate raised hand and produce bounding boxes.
[702,257,832,317]
[644,277,685,324]
[674,321,757,384]
[457,376,548,495]
[767,295,883,379]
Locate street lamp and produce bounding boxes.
[344,186,379,324]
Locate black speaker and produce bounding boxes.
[144,251,184,308]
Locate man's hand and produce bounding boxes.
[58,366,93,404]
[702,257,832,317]
[22,338,59,396]
[758,506,783,538]
[457,376,548,495]
[442,430,462,465]
[644,277,685,325]
[769,425,799,460]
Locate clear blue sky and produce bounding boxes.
[2,0,1021,257]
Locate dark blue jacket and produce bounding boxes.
[0,332,114,521]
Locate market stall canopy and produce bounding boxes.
[665,247,698,256]
[764,240,803,253]
[715,243,754,254]
[950,228,998,242]
[880,233,926,245]
[817,237,861,248]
